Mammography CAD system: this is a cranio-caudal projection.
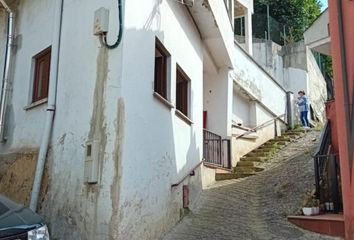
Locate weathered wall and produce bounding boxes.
[307,51,327,123]
[113,1,204,239]
[0,150,48,206]
[231,102,286,164]
[233,43,287,118]
[231,42,288,164]
[203,68,233,138]
[252,40,327,124]
[0,0,55,152]
[252,40,285,86]
[0,0,206,239]
[232,90,252,127]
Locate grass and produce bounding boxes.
[313,122,324,132]
[266,143,280,159]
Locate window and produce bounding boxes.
[176,65,190,117]
[154,38,170,100]
[32,47,51,103]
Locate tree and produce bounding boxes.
[254,0,322,42]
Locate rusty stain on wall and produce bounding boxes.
[85,46,109,237]
[87,46,108,183]
[109,98,125,240]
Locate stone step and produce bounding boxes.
[287,129,306,134]
[245,151,269,157]
[275,136,297,142]
[264,141,288,146]
[236,161,255,167]
[240,156,267,162]
[215,172,256,181]
[269,138,290,143]
[257,146,277,151]
[234,166,264,173]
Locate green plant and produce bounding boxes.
[302,190,320,208]
[313,122,324,132]
[266,143,280,159]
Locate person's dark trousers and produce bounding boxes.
[300,111,309,127]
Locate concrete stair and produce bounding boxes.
[215,129,306,181]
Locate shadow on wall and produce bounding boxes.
[38,1,204,239]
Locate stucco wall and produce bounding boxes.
[100,1,205,239]
[232,43,287,118]
[231,102,286,164]
[232,90,251,127]
[0,0,55,152]
[203,68,233,138]
[252,40,285,86]
[231,43,288,165]
[252,40,327,124]
[307,51,327,122]
[0,0,206,240]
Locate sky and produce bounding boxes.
[319,0,328,11]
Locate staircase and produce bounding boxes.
[216,129,307,181]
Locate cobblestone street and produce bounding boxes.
[163,131,341,240]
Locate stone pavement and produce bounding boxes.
[163,131,341,240]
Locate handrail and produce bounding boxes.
[314,121,330,156]
[232,80,288,125]
[234,40,287,93]
[171,160,204,188]
[234,114,285,139]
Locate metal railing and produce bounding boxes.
[233,114,285,139]
[314,154,342,213]
[223,0,233,22]
[203,129,231,169]
[314,121,342,213]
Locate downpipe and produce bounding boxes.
[29,0,63,211]
[0,0,14,142]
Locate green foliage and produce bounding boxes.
[266,143,280,159]
[322,55,333,78]
[254,0,322,42]
[302,190,320,207]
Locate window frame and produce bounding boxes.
[154,38,171,101]
[175,64,191,120]
[32,47,51,103]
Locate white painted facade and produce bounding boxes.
[0,0,240,239]
[230,43,288,163]
[0,0,295,239]
[304,9,330,56]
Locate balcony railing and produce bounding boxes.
[203,129,231,169]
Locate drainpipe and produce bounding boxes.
[0,0,14,142]
[29,0,63,212]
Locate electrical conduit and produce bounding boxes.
[102,0,123,49]
[29,0,64,211]
[0,0,14,141]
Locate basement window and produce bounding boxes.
[176,65,190,119]
[32,47,51,103]
[154,38,171,101]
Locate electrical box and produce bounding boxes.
[93,7,109,35]
[84,140,100,184]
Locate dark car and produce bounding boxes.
[0,195,50,240]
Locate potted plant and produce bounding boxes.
[302,191,320,216]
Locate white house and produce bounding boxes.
[0,0,294,239]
